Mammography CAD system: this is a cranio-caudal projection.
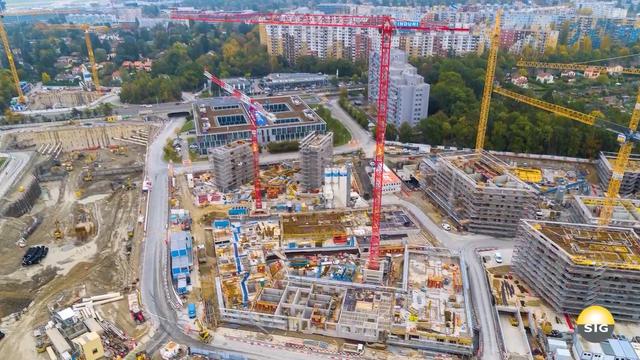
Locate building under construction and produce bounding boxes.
[596,151,640,196]
[423,151,539,236]
[212,218,475,356]
[209,140,254,192]
[513,220,640,322]
[300,131,333,191]
[571,195,640,230]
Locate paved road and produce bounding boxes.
[384,195,506,360]
[326,98,375,158]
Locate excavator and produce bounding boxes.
[194,319,212,343]
[53,220,63,240]
[83,169,93,182]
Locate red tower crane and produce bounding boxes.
[174,10,467,271]
[204,70,270,210]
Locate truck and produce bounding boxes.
[342,343,364,355]
[187,303,196,319]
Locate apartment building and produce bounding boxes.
[369,49,430,127]
[423,151,539,237]
[209,140,255,192]
[596,151,640,197]
[513,220,640,322]
[300,132,334,191]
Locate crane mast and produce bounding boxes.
[83,27,101,92]
[475,10,501,151]
[511,61,640,225]
[35,23,107,92]
[0,16,25,104]
[204,71,264,210]
[172,10,467,272]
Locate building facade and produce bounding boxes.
[300,132,334,191]
[193,96,327,153]
[513,220,640,322]
[423,151,539,237]
[369,49,430,127]
[209,140,255,192]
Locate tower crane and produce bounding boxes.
[475,10,501,151]
[0,13,25,104]
[473,8,640,225]
[494,85,640,225]
[171,10,467,271]
[203,70,273,210]
[35,23,109,92]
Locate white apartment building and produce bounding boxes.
[369,49,430,127]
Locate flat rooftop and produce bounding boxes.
[522,220,640,271]
[441,151,535,190]
[573,195,640,227]
[262,72,328,83]
[601,151,640,172]
[194,95,323,135]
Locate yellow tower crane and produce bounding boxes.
[494,85,640,225]
[475,9,501,152]
[35,23,109,92]
[515,60,640,224]
[0,14,25,104]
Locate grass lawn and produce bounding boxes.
[313,105,352,146]
[180,119,195,133]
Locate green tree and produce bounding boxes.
[398,122,414,143]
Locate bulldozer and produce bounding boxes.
[194,319,212,343]
[53,220,63,240]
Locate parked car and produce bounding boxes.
[441,223,452,231]
[0,330,5,340]
[494,252,503,264]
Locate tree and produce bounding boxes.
[41,72,51,83]
[94,48,108,63]
[398,122,414,143]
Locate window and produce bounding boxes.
[274,118,300,125]
[217,115,247,126]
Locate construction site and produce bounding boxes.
[423,151,539,236]
[0,120,154,358]
[23,88,104,111]
[210,216,475,356]
[513,220,640,322]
